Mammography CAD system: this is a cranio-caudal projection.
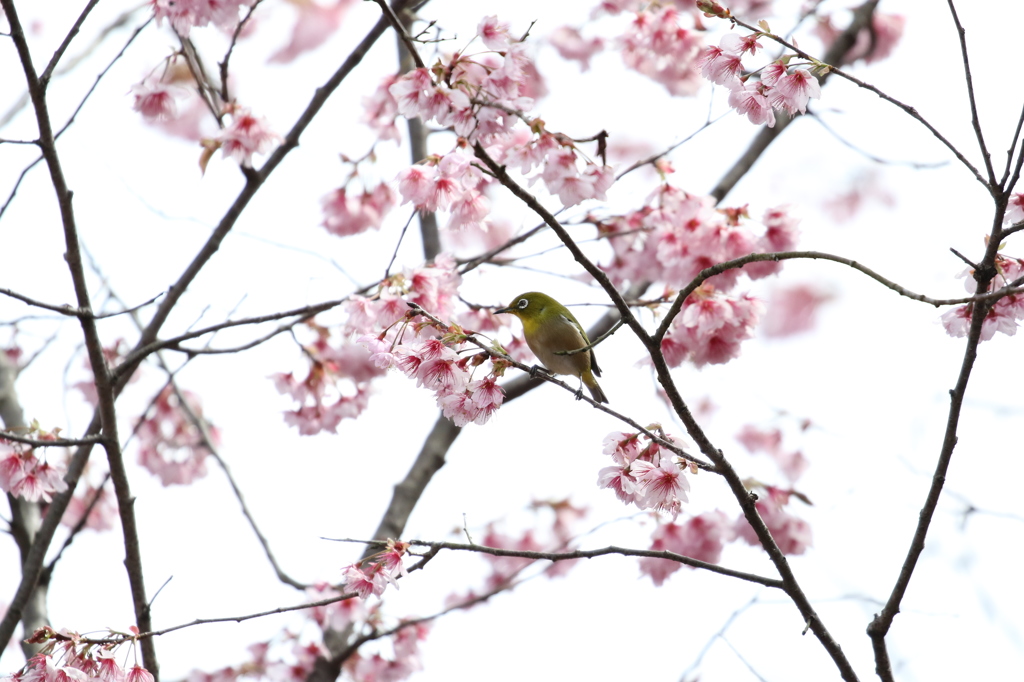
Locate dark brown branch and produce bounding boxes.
[945,0,995,185]
[866,174,1009,682]
[40,0,101,85]
[217,0,263,104]
[376,0,426,70]
[402,540,784,587]
[113,299,345,379]
[0,431,103,447]
[653,250,1021,344]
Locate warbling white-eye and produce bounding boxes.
[496,291,609,404]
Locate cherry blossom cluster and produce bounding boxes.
[734,485,812,555]
[385,17,538,145]
[661,283,764,368]
[0,430,68,503]
[941,249,1024,341]
[639,511,735,586]
[61,481,119,532]
[736,423,808,483]
[598,187,797,367]
[272,320,385,436]
[135,386,219,486]
[274,256,506,433]
[373,17,614,211]
[150,0,253,37]
[12,627,154,682]
[446,499,588,608]
[395,151,494,230]
[636,487,812,585]
[341,539,412,600]
[320,182,396,237]
[599,188,799,290]
[359,320,507,428]
[189,584,430,682]
[597,430,694,515]
[620,5,705,96]
[698,29,821,127]
[203,105,279,169]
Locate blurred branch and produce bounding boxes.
[0,351,49,660]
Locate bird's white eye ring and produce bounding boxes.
[517,298,529,309]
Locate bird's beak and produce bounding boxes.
[494,306,513,315]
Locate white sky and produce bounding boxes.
[2,0,1023,681]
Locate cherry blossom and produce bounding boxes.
[150,0,253,37]
[734,486,812,555]
[61,483,119,531]
[217,107,279,167]
[548,26,604,71]
[268,0,355,64]
[477,15,512,50]
[135,387,219,486]
[598,430,692,513]
[760,283,833,338]
[320,183,395,237]
[639,511,736,585]
[0,437,69,504]
[620,6,705,96]
[130,79,186,122]
[1007,192,1024,225]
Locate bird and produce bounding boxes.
[495,291,609,404]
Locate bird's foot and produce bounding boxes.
[529,365,551,379]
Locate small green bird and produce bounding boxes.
[496,291,609,404]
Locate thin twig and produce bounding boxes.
[944,0,994,185]
[40,0,102,85]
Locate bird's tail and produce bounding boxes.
[583,371,609,404]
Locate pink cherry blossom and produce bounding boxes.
[734,487,812,555]
[320,183,395,237]
[150,0,253,38]
[697,45,743,88]
[639,511,736,585]
[268,0,354,64]
[548,26,604,71]
[767,68,821,115]
[62,483,118,531]
[217,107,278,167]
[620,6,705,96]
[727,81,776,127]
[597,464,639,505]
[1006,192,1024,225]
[478,15,512,50]
[631,456,690,513]
[760,283,832,338]
[361,73,401,142]
[135,387,218,486]
[130,79,186,122]
[395,163,438,208]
